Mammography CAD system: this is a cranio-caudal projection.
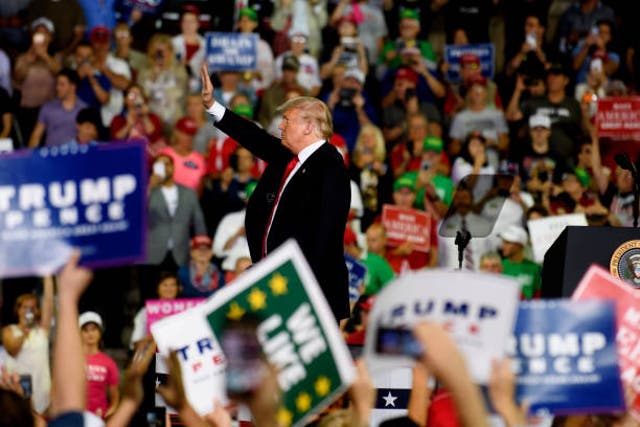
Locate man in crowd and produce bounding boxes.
[146,153,206,293]
[498,225,541,300]
[28,68,86,147]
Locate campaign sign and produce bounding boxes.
[596,97,640,139]
[381,204,432,252]
[573,265,640,420]
[345,254,366,303]
[203,240,355,427]
[206,32,258,71]
[151,304,227,415]
[444,43,495,82]
[509,299,624,416]
[364,270,520,383]
[122,0,163,14]
[146,298,206,333]
[0,142,146,278]
[527,213,588,263]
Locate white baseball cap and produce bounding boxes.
[498,225,529,246]
[79,311,103,330]
[344,68,365,84]
[529,114,551,129]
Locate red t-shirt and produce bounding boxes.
[86,352,119,418]
[206,137,239,175]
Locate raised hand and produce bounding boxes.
[200,63,215,109]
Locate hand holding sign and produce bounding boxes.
[413,321,490,427]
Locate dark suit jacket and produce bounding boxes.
[214,109,351,319]
[147,184,206,266]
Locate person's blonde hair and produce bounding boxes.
[353,124,386,163]
[276,97,333,139]
[146,33,174,66]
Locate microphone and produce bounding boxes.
[455,229,471,248]
[615,153,637,177]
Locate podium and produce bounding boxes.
[541,226,640,297]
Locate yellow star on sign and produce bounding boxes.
[295,392,312,413]
[247,288,267,311]
[269,272,288,296]
[276,407,293,426]
[314,376,331,397]
[226,302,246,320]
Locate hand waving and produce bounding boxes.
[200,63,215,109]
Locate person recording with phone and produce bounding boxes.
[518,114,569,204]
[325,67,376,152]
[110,84,165,157]
[320,13,368,81]
[1,276,54,414]
[145,153,207,293]
[571,19,619,84]
[382,66,443,148]
[505,13,549,78]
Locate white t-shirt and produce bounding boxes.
[8,325,51,414]
[101,54,132,127]
[161,185,179,217]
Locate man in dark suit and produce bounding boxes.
[200,64,351,320]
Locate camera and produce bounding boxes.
[405,88,417,99]
[537,170,549,182]
[19,375,32,399]
[221,317,265,398]
[375,327,424,358]
[25,308,35,327]
[339,88,357,107]
[524,77,540,87]
[341,37,358,53]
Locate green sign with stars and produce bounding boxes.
[204,240,355,427]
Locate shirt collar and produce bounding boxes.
[296,139,325,164]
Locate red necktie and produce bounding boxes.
[262,156,299,257]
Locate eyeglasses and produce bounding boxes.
[291,36,307,44]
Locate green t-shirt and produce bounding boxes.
[404,171,454,210]
[502,258,542,300]
[363,253,395,295]
[379,39,436,70]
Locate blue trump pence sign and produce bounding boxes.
[509,299,624,416]
[0,142,147,277]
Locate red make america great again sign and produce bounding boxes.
[596,97,640,139]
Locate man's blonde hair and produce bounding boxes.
[276,96,333,139]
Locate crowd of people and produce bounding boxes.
[1,0,640,425]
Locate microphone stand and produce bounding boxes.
[455,228,471,270]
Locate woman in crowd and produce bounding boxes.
[137,33,188,133]
[130,272,182,351]
[79,311,119,419]
[1,276,54,414]
[350,124,392,231]
[110,83,165,157]
[451,131,496,199]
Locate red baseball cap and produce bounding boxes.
[89,26,111,43]
[460,53,480,66]
[175,117,198,136]
[396,67,418,85]
[190,234,212,249]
